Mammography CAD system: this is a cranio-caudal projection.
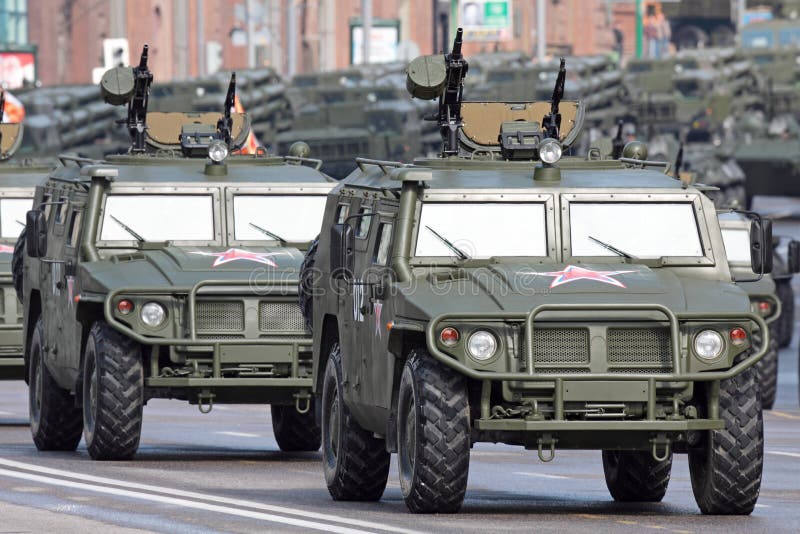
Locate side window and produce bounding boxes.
[335,203,349,224]
[373,222,393,265]
[356,207,372,239]
[54,200,68,225]
[68,210,82,248]
[42,192,53,221]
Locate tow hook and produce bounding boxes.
[537,434,558,462]
[198,390,215,414]
[650,434,672,462]
[294,391,312,414]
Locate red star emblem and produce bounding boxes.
[0,244,14,254]
[540,265,635,288]
[190,248,286,268]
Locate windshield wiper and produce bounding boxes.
[426,226,470,260]
[110,215,146,243]
[588,235,637,260]
[249,222,287,245]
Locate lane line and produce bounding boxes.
[766,450,800,459]
[0,457,423,534]
[0,468,368,534]
[215,431,261,438]
[768,411,800,421]
[512,471,570,480]
[0,411,14,416]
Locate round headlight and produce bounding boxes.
[694,330,724,360]
[208,140,229,162]
[539,138,563,164]
[467,331,497,361]
[140,302,166,328]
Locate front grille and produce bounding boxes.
[259,302,306,332]
[532,328,590,365]
[197,334,246,340]
[607,328,672,367]
[195,302,245,332]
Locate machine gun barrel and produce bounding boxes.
[611,120,625,159]
[217,72,236,146]
[542,58,566,140]
[128,44,153,152]
[439,28,469,157]
[674,141,684,178]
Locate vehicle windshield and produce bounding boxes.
[415,202,547,258]
[570,203,703,259]
[741,29,774,48]
[0,198,32,239]
[233,195,327,242]
[720,227,751,264]
[779,27,800,46]
[100,194,214,241]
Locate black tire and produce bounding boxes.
[602,449,672,502]
[82,320,143,461]
[271,404,321,452]
[12,226,26,303]
[321,342,389,501]
[755,336,778,410]
[689,363,763,515]
[298,236,318,332]
[775,280,794,348]
[28,317,83,451]
[397,350,470,513]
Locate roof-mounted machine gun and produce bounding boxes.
[217,72,236,147]
[100,44,153,152]
[541,58,566,140]
[178,72,237,159]
[405,28,469,157]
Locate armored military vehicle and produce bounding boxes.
[17,47,334,460]
[719,212,798,408]
[0,109,50,380]
[301,33,772,515]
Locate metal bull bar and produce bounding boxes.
[425,303,770,383]
[103,280,311,371]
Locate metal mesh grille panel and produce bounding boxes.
[259,302,307,332]
[532,328,590,364]
[195,302,244,332]
[607,328,672,366]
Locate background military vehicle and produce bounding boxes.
[718,212,798,408]
[301,35,772,515]
[16,47,335,461]
[0,110,50,380]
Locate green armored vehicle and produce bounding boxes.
[17,47,334,460]
[719,212,797,409]
[0,115,49,380]
[302,34,772,515]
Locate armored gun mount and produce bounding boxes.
[100,45,250,158]
[406,32,584,162]
[0,90,24,161]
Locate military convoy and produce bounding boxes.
[15,48,334,460]
[299,35,772,515]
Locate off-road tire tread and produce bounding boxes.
[85,321,143,461]
[323,343,390,501]
[401,350,470,513]
[271,404,321,452]
[689,363,763,515]
[29,319,83,451]
[12,226,26,303]
[602,450,672,502]
[775,280,794,348]
[755,337,778,410]
[298,236,318,332]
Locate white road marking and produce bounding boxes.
[755,504,771,509]
[513,471,571,480]
[216,431,261,438]
[0,468,368,534]
[0,411,13,416]
[0,457,424,534]
[766,450,800,459]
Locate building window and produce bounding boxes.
[0,0,28,45]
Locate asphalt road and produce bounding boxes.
[1,198,800,533]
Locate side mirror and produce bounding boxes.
[330,223,354,280]
[25,210,47,258]
[788,240,800,274]
[750,218,773,275]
